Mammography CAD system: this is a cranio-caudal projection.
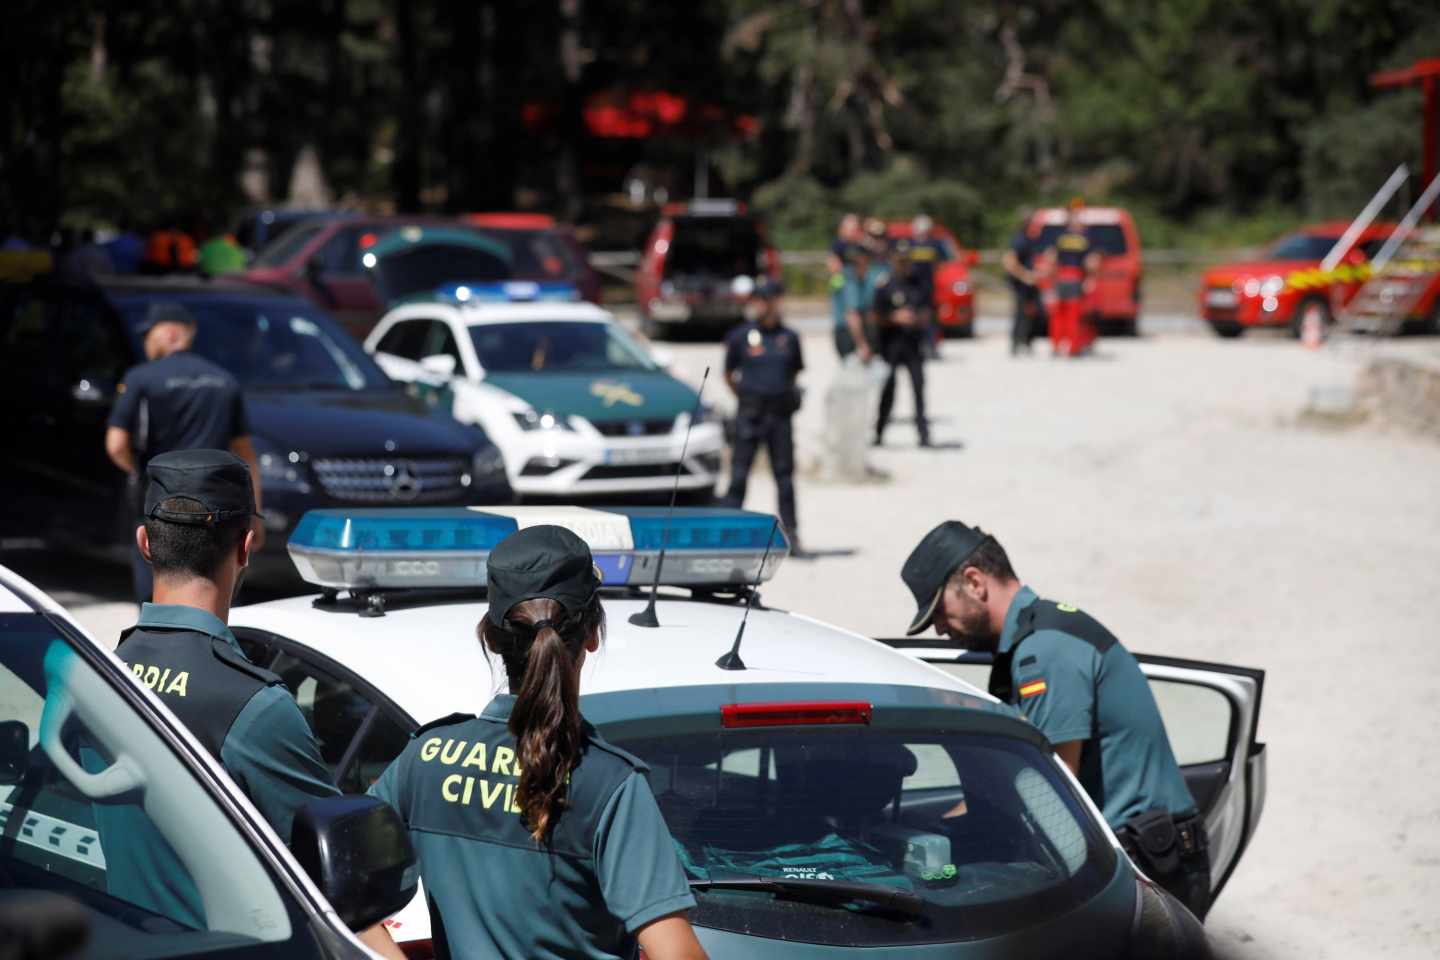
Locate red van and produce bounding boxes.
[1028,207,1143,335]
[886,220,979,337]
[636,199,781,339]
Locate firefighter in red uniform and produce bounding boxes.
[1045,201,1102,357]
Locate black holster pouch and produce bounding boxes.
[1118,808,1181,878]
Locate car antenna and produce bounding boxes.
[715,517,780,671]
[629,366,711,629]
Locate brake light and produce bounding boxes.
[721,701,872,728]
[359,232,379,249]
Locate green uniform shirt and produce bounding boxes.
[86,604,338,928]
[370,695,694,960]
[998,586,1195,829]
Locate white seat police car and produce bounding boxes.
[224,506,1267,959]
[0,566,417,959]
[364,285,724,501]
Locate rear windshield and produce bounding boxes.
[1035,223,1129,255]
[369,244,512,302]
[472,228,578,281]
[665,216,761,279]
[252,221,327,267]
[469,321,656,373]
[612,726,1114,946]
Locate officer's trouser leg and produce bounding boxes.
[723,413,760,509]
[903,338,928,442]
[130,538,153,605]
[766,415,797,535]
[1012,288,1034,351]
[876,356,900,438]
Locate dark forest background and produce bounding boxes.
[4,0,1438,248]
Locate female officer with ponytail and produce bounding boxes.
[367,525,707,960]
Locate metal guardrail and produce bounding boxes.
[590,248,1245,273]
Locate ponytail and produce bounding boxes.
[478,596,605,843]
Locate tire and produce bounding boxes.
[1405,302,1440,336]
[1211,321,1243,339]
[1291,297,1331,339]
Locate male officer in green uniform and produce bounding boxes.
[900,520,1212,920]
[87,449,399,956]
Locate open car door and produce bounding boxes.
[881,643,1266,903]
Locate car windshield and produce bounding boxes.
[1268,233,1338,261]
[0,608,303,954]
[369,243,513,301]
[252,220,328,267]
[115,296,390,391]
[666,216,762,278]
[469,320,656,373]
[1035,223,1129,255]
[611,725,1114,946]
[472,228,578,280]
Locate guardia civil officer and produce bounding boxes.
[721,276,804,552]
[905,215,946,359]
[900,521,1212,920]
[105,301,263,604]
[871,248,931,447]
[1001,209,1042,355]
[87,449,399,956]
[366,525,707,960]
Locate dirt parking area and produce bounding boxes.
[663,326,1440,959]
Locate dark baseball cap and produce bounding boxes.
[901,521,994,636]
[135,301,197,337]
[144,449,258,526]
[486,525,601,629]
[754,276,784,300]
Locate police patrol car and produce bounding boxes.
[364,286,724,500]
[0,566,418,959]
[220,506,1266,959]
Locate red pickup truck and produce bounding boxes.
[1198,223,1395,338]
[1028,207,1143,335]
[885,220,979,337]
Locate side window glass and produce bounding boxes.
[268,651,374,778]
[321,226,364,276]
[341,711,410,795]
[2,296,62,390]
[1148,680,1231,766]
[64,298,131,387]
[426,321,463,367]
[903,743,961,790]
[376,320,426,360]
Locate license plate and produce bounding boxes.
[604,446,673,466]
[1205,289,1237,308]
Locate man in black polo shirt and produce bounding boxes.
[1002,210,1042,355]
[104,301,263,603]
[721,277,804,552]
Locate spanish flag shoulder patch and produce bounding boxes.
[1018,679,1048,698]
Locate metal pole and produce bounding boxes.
[1364,170,1440,275]
[1425,78,1437,222]
[1321,164,1409,274]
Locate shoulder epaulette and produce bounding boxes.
[412,712,477,738]
[585,733,650,773]
[210,637,284,685]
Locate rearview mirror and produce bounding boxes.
[290,796,417,931]
[419,354,458,378]
[0,720,28,785]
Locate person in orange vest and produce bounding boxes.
[1043,200,1101,357]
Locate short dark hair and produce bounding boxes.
[953,537,1018,583]
[143,497,249,581]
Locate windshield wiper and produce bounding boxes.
[688,877,925,917]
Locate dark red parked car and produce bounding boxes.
[463,213,602,304]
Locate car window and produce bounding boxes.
[469,321,656,373]
[1147,679,1231,766]
[423,320,464,367]
[666,216,761,278]
[368,243,512,301]
[0,610,305,953]
[1,293,64,392]
[64,297,131,387]
[1268,233,1338,261]
[375,318,430,360]
[252,221,327,267]
[472,228,577,280]
[264,648,409,794]
[613,725,1114,946]
[1034,223,1129,255]
[113,296,391,391]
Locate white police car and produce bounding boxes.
[0,565,417,959]
[364,286,725,501]
[224,506,1267,959]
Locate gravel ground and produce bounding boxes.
[13,321,1440,957]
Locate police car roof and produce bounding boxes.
[229,592,994,724]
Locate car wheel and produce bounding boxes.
[1211,321,1243,339]
[1291,297,1331,339]
[1405,302,1440,336]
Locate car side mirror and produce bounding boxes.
[290,796,417,931]
[0,721,28,785]
[419,354,457,378]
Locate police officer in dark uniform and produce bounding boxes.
[105,302,263,604]
[871,249,931,448]
[366,525,706,960]
[1002,210,1042,354]
[721,277,804,550]
[905,215,947,359]
[900,521,1212,920]
[86,450,399,955]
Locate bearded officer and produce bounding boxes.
[721,276,804,553]
[900,521,1212,920]
[86,448,400,956]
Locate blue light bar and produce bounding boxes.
[287,507,788,592]
[439,281,580,304]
